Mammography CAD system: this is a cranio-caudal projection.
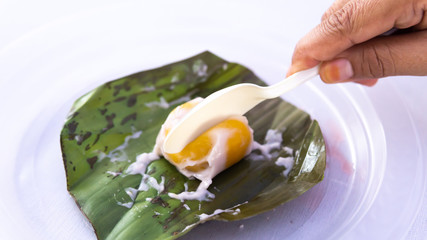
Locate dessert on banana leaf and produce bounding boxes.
[60,51,326,240]
[134,97,254,201]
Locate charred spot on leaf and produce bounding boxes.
[127,94,137,107]
[67,121,78,140]
[121,113,137,125]
[162,177,176,193]
[68,134,76,141]
[173,232,179,236]
[112,81,132,96]
[123,81,131,91]
[73,166,76,171]
[104,146,108,152]
[165,204,185,225]
[105,81,112,89]
[92,134,101,146]
[87,156,98,169]
[163,225,168,230]
[150,196,169,208]
[101,113,116,133]
[99,108,107,115]
[77,131,92,145]
[85,144,91,151]
[114,96,126,102]
[71,111,79,119]
[157,92,163,97]
[104,101,111,106]
[113,85,122,96]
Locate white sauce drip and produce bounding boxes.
[249,130,295,176]
[99,130,142,162]
[144,92,196,110]
[181,222,198,233]
[222,63,228,70]
[249,129,283,161]
[275,157,295,177]
[283,146,293,155]
[198,209,234,222]
[145,97,169,109]
[197,202,245,222]
[169,95,192,107]
[192,59,208,77]
[106,171,121,177]
[233,208,241,215]
[168,180,214,201]
[251,129,283,157]
[138,175,165,193]
[143,85,156,92]
[171,73,180,83]
[121,151,165,208]
[127,152,159,175]
[117,201,133,208]
[125,187,138,201]
[179,204,243,233]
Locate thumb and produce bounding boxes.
[320,30,427,84]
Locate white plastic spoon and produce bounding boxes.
[163,65,319,153]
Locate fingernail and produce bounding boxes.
[320,59,354,83]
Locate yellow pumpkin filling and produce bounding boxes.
[154,97,253,181]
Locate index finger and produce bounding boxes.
[288,0,412,74]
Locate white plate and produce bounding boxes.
[0,1,425,239]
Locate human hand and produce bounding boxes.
[288,0,427,86]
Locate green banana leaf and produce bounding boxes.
[60,51,326,240]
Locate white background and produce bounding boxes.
[0,0,425,239]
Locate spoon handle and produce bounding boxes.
[263,65,319,99]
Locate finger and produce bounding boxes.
[413,8,427,30]
[394,0,426,29]
[319,58,354,83]
[319,30,427,83]
[317,58,378,86]
[321,0,352,21]
[288,0,418,75]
